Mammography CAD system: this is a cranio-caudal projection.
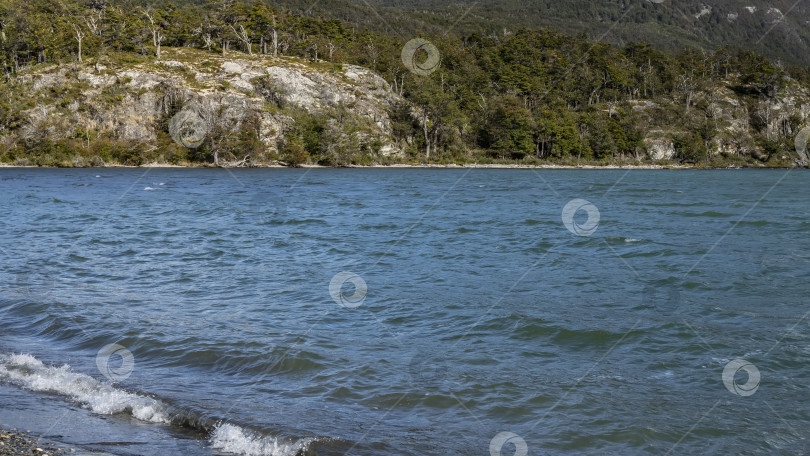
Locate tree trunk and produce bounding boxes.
[423,113,430,159]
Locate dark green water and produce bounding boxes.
[0,168,808,455]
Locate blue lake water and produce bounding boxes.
[0,168,808,455]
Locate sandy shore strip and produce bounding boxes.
[0,162,771,169]
[0,428,69,456]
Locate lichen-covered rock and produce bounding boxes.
[634,78,810,164]
[644,138,676,160]
[16,49,404,161]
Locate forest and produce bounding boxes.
[0,0,807,167]
[355,0,810,66]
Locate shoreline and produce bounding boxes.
[0,378,196,456]
[0,162,800,170]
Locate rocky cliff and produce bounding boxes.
[636,80,810,166]
[9,47,404,166]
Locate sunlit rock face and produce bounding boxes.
[14,49,404,160]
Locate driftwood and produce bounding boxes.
[219,155,250,167]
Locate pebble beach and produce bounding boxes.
[0,429,68,456]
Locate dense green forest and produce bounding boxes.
[1,0,808,167]
[357,0,810,66]
[170,0,810,66]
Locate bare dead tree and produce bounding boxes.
[390,67,406,96]
[271,16,279,57]
[606,100,616,118]
[84,5,108,59]
[366,40,378,69]
[229,24,252,56]
[84,9,103,36]
[677,73,698,112]
[421,107,432,159]
[70,23,86,62]
[143,8,164,59]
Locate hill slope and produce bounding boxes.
[324,0,810,65]
[142,0,810,64]
[3,0,810,168]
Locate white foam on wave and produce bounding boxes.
[211,423,313,456]
[0,353,168,423]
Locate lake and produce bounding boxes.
[0,168,808,455]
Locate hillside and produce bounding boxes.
[350,0,810,65]
[141,0,810,65]
[2,0,810,167]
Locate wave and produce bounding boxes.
[0,352,320,456]
[211,424,315,456]
[0,301,327,379]
[603,236,645,244]
[0,353,168,423]
[510,321,643,346]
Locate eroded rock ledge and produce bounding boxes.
[14,48,404,165]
